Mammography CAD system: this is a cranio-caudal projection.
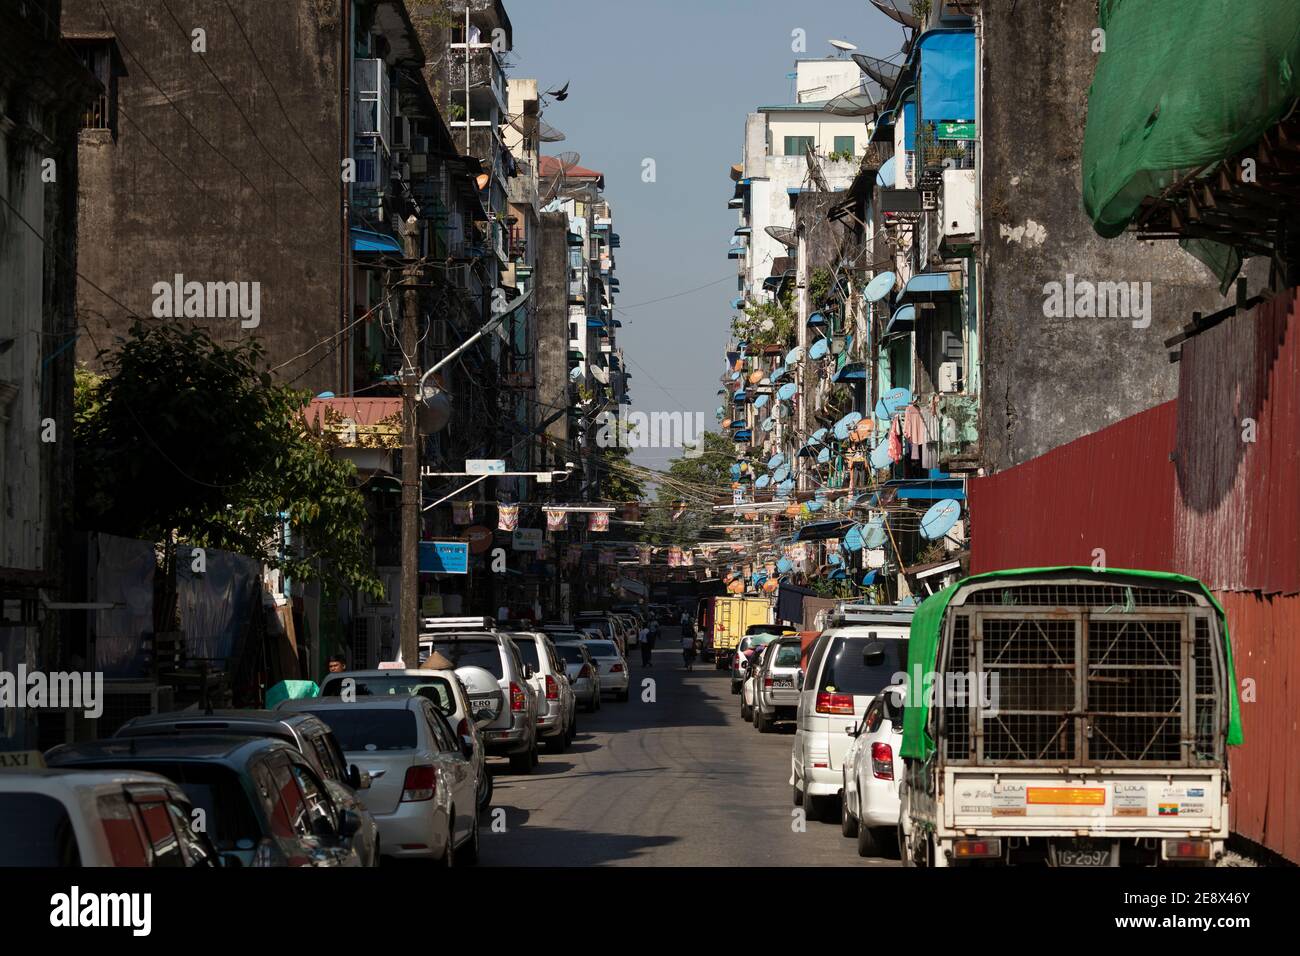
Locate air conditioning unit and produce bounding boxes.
[100,681,174,737]
[939,168,978,248]
[937,361,961,393]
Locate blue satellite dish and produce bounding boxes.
[770,365,788,382]
[569,367,584,381]
[753,394,769,410]
[778,478,795,493]
[830,568,847,581]
[833,411,863,440]
[784,346,804,365]
[774,404,790,419]
[755,475,771,489]
[777,382,798,401]
[774,464,791,482]
[730,371,740,381]
[844,524,864,551]
[874,386,911,420]
[809,338,830,360]
[762,417,775,432]
[767,453,785,470]
[807,498,824,512]
[869,440,893,469]
[920,498,962,541]
[730,464,741,480]
[817,447,831,464]
[865,271,896,302]
[810,428,828,446]
[859,569,877,586]
[828,551,842,565]
[777,558,793,574]
[863,520,887,549]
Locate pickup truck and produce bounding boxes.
[898,567,1241,867]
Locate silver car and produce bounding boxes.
[554,639,602,711]
[280,696,480,865]
[752,637,803,732]
[578,638,630,702]
[510,631,578,753]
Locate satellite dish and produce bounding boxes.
[808,499,826,513]
[852,52,901,91]
[785,346,805,365]
[869,440,893,469]
[844,524,864,551]
[809,338,830,360]
[774,404,790,419]
[778,479,795,494]
[765,225,798,249]
[863,520,887,549]
[817,447,831,464]
[770,365,789,382]
[829,38,858,54]
[756,475,771,489]
[762,417,776,432]
[834,411,864,440]
[921,499,962,541]
[753,394,769,410]
[417,381,452,433]
[767,453,785,470]
[810,428,828,446]
[865,271,896,302]
[777,382,798,401]
[777,558,793,574]
[774,464,791,483]
[874,387,911,420]
[537,120,566,143]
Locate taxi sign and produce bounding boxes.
[0,750,47,770]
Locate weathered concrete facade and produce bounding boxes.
[534,210,569,459]
[64,0,345,394]
[978,1,1246,471]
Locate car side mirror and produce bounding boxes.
[460,736,474,761]
[347,764,371,790]
[523,664,535,679]
[846,725,859,737]
[337,809,361,840]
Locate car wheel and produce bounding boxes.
[792,783,804,807]
[569,713,578,740]
[440,817,456,867]
[458,810,480,866]
[531,740,540,766]
[806,793,839,824]
[546,729,567,754]
[740,698,752,722]
[841,793,859,839]
[370,837,381,867]
[477,769,493,810]
[756,709,772,733]
[508,750,533,774]
[856,818,879,857]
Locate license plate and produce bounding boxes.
[772,678,793,688]
[1057,847,1112,866]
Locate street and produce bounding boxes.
[481,629,888,867]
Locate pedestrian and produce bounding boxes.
[680,610,691,630]
[681,631,695,671]
[639,623,652,667]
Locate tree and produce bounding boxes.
[74,321,383,597]
[643,431,735,547]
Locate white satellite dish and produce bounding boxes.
[829,39,858,56]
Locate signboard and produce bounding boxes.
[936,121,975,140]
[465,459,506,475]
[512,528,543,552]
[419,541,470,575]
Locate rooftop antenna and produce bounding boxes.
[765,225,798,249]
[851,53,901,93]
[829,39,858,58]
[542,150,582,203]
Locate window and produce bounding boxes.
[784,136,815,157]
[135,800,185,868]
[72,40,121,138]
[289,763,337,838]
[268,756,311,839]
[97,793,148,867]
[834,136,856,157]
[426,639,504,677]
[819,637,909,696]
[305,708,418,752]
[424,705,457,753]
[166,801,218,868]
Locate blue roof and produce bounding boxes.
[887,478,966,501]
[832,362,868,382]
[897,270,962,303]
[350,227,402,254]
[886,303,915,335]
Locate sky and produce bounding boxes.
[507,0,906,472]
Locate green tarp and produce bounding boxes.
[265,679,319,710]
[1081,0,1300,283]
[901,567,1244,761]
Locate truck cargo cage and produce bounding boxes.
[938,577,1225,768]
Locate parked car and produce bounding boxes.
[0,760,223,867]
[612,613,640,647]
[278,696,479,865]
[316,668,493,810]
[575,613,628,654]
[511,631,578,753]
[114,709,380,864]
[419,628,540,774]
[841,685,904,857]
[730,631,786,694]
[752,637,803,733]
[45,735,366,866]
[576,638,630,701]
[790,605,913,822]
[554,639,602,711]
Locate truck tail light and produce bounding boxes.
[401,765,437,802]
[816,692,855,715]
[545,675,559,700]
[763,676,774,687]
[510,681,527,711]
[871,742,894,780]
[953,838,1001,860]
[1165,839,1211,860]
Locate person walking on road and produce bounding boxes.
[681,631,696,671]
[639,623,652,667]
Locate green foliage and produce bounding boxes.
[732,296,795,348]
[911,0,933,22]
[808,267,834,307]
[594,441,645,504]
[74,321,383,597]
[643,431,734,547]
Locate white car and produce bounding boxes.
[841,685,905,857]
[280,696,480,865]
[554,639,602,711]
[578,638,630,701]
[510,631,578,753]
[738,641,773,723]
[317,668,494,810]
[791,607,912,822]
[752,637,803,732]
[0,761,222,867]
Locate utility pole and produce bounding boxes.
[399,215,421,667]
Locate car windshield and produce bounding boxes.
[556,645,587,664]
[773,644,802,667]
[423,640,503,678]
[307,709,417,753]
[584,641,619,658]
[320,675,454,712]
[0,793,81,866]
[819,637,909,696]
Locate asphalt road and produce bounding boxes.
[478,628,899,867]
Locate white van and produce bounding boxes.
[790,605,913,822]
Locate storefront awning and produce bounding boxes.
[350,227,402,254]
[885,304,915,335]
[792,520,856,542]
[833,362,867,382]
[896,270,961,304]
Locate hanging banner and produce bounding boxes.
[498,504,519,532]
[589,511,609,532]
[546,508,568,531]
[639,546,651,566]
[668,547,683,568]
[682,550,695,567]
[452,501,474,525]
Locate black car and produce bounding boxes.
[45,735,364,867]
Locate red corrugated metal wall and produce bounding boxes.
[968,401,1178,575]
[968,288,1300,862]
